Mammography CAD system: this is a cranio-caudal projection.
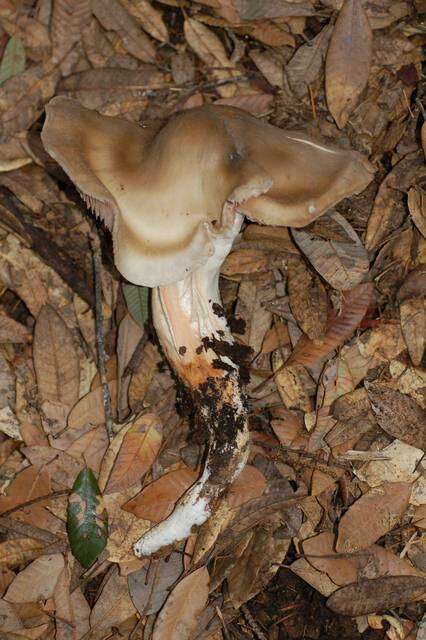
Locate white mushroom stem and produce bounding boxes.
[133,208,250,557]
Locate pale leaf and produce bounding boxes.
[152,566,209,640]
[325,0,372,128]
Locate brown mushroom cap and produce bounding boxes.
[42,97,374,287]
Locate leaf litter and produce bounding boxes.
[0,1,424,639]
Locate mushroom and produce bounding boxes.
[41,98,374,556]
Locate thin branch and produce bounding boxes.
[90,229,114,440]
[0,490,70,517]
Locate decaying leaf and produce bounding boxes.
[287,283,374,367]
[67,468,108,568]
[365,381,426,449]
[128,550,184,616]
[105,413,162,494]
[336,482,413,553]
[287,255,328,340]
[152,566,210,640]
[325,0,373,128]
[4,553,64,603]
[33,305,80,410]
[327,575,426,616]
[291,211,370,291]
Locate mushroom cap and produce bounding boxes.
[41,98,374,287]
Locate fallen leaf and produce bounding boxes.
[53,556,91,640]
[286,25,331,98]
[408,187,426,238]
[366,382,426,449]
[105,413,162,494]
[336,483,413,553]
[67,380,117,430]
[400,298,425,367]
[325,0,372,128]
[356,439,423,487]
[123,284,150,330]
[4,553,64,603]
[121,0,169,43]
[287,283,374,367]
[287,255,328,340]
[0,36,26,85]
[0,538,46,568]
[67,468,108,568]
[152,566,210,640]
[33,305,80,410]
[291,211,370,291]
[291,557,338,596]
[90,568,136,629]
[326,575,426,616]
[123,468,199,522]
[128,550,184,616]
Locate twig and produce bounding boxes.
[90,229,114,440]
[216,606,232,640]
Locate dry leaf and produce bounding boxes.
[152,566,210,640]
[184,18,238,98]
[123,467,198,522]
[287,256,328,339]
[121,0,169,43]
[50,0,91,62]
[4,553,64,603]
[227,465,267,509]
[325,0,372,128]
[327,575,426,616]
[291,211,370,291]
[366,382,426,449]
[0,538,46,568]
[0,314,31,343]
[408,187,426,238]
[291,557,338,596]
[400,298,425,367]
[67,380,117,430]
[92,0,156,62]
[249,49,283,88]
[90,569,136,629]
[286,25,331,98]
[336,483,413,553]
[355,439,423,487]
[53,556,90,640]
[105,413,163,494]
[33,305,80,410]
[128,550,184,616]
[287,283,374,367]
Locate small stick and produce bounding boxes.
[90,229,114,440]
[1,490,69,517]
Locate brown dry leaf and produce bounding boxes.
[121,0,169,43]
[90,568,137,630]
[0,538,47,568]
[336,482,413,553]
[287,256,328,340]
[214,93,274,116]
[33,305,80,410]
[326,575,426,616]
[0,598,22,632]
[53,555,90,640]
[355,440,423,487]
[105,413,163,494]
[50,0,91,62]
[0,465,51,529]
[92,0,156,62]
[0,314,31,343]
[325,0,372,128]
[4,553,64,603]
[291,211,370,291]
[228,520,291,609]
[273,352,313,412]
[236,277,274,354]
[248,49,283,88]
[400,298,425,367]
[128,550,184,616]
[123,467,198,522]
[104,495,150,564]
[251,20,295,47]
[365,382,426,449]
[0,62,60,138]
[287,282,374,367]
[67,379,117,430]
[152,566,209,640]
[408,186,426,238]
[184,18,238,98]
[56,424,109,476]
[227,465,267,509]
[291,557,338,596]
[286,24,331,98]
[365,153,425,251]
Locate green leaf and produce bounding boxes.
[0,36,26,85]
[123,283,149,329]
[67,468,108,568]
